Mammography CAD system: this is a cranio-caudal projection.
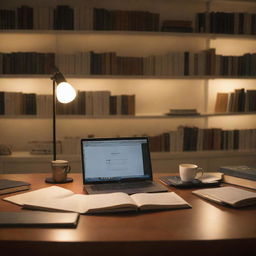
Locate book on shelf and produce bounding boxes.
[166,109,199,116]
[0,179,30,195]
[192,186,256,208]
[28,140,62,155]
[161,20,193,33]
[4,186,191,214]
[215,93,229,113]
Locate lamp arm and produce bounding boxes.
[52,79,57,161]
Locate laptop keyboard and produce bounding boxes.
[90,181,153,191]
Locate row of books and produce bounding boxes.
[27,126,256,155]
[93,8,159,31]
[0,49,255,76]
[0,52,55,74]
[0,91,135,116]
[196,12,256,35]
[56,49,256,77]
[1,5,256,35]
[215,89,256,113]
[149,126,256,152]
[0,5,158,31]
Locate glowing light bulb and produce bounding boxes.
[56,82,76,103]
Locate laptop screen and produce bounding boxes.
[81,137,152,184]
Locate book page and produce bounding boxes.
[80,192,137,213]
[130,192,190,210]
[193,187,256,206]
[22,192,137,214]
[3,186,74,206]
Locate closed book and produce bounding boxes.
[222,175,256,190]
[215,93,229,113]
[0,211,79,228]
[219,165,256,181]
[0,179,30,195]
[193,186,256,208]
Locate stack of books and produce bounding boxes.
[166,109,199,116]
[219,165,256,190]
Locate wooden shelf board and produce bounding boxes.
[0,112,255,119]
[1,74,256,80]
[0,29,256,40]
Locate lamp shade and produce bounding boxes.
[56,81,77,103]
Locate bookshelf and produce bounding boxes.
[0,0,256,173]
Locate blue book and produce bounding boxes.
[219,166,256,181]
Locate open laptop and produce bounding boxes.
[81,137,168,194]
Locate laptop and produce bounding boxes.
[81,137,168,194]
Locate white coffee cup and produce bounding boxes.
[179,164,203,182]
[51,160,71,183]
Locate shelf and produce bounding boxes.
[1,112,255,119]
[0,30,256,40]
[1,74,256,80]
[1,150,255,161]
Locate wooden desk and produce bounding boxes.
[0,173,255,256]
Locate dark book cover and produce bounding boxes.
[0,91,5,115]
[0,179,30,195]
[0,212,79,228]
[17,5,33,29]
[121,95,129,115]
[184,52,189,76]
[0,9,16,29]
[163,132,170,152]
[109,95,117,115]
[54,5,74,30]
[219,166,256,181]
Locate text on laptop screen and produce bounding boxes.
[82,138,151,183]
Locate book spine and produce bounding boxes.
[223,175,256,190]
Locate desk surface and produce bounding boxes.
[0,173,255,256]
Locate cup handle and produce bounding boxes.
[196,167,204,179]
[65,165,71,174]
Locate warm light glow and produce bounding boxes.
[56,82,76,103]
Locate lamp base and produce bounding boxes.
[45,177,73,184]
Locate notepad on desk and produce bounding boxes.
[0,211,79,227]
[192,186,256,208]
[3,186,191,214]
[0,179,30,195]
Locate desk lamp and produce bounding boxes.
[45,67,76,184]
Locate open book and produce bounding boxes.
[192,186,256,207]
[4,186,191,214]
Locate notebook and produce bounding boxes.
[81,137,168,194]
[0,211,79,227]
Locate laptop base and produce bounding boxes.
[85,181,168,195]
